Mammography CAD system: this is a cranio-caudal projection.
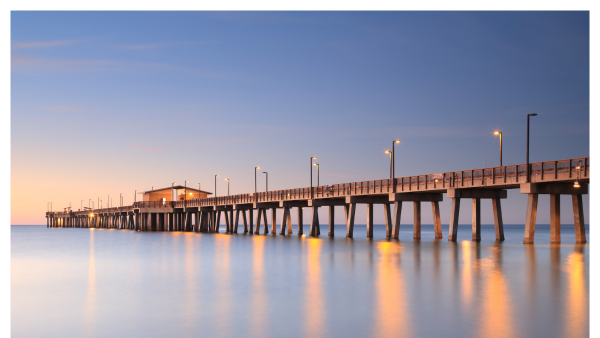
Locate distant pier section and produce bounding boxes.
[46,157,589,244]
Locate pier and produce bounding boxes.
[46,157,589,244]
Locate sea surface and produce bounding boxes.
[12,223,589,338]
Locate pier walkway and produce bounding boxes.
[46,157,589,244]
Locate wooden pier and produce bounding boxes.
[46,157,589,244]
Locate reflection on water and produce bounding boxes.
[11,225,589,338]
[474,246,517,338]
[304,238,325,338]
[83,228,96,335]
[372,242,413,338]
[564,246,588,338]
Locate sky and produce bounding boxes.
[10,11,589,226]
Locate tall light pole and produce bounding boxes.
[494,131,503,167]
[255,166,261,195]
[134,190,137,203]
[526,113,538,182]
[263,172,268,192]
[185,180,189,200]
[392,140,400,192]
[171,182,177,201]
[225,178,230,195]
[384,150,392,179]
[310,157,317,199]
[120,193,122,207]
[197,183,201,199]
[312,163,320,186]
[215,175,219,197]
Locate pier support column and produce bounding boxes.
[523,193,538,244]
[215,211,221,233]
[280,207,292,235]
[241,210,248,233]
[366,203,374,238]
[492,198,504,241]
[224,211,231,233]
[572,194,587,244]
[271,208,277,235]
[472,198,481,241]
[297,207,304,236]
[230,211,234,233]
[310,206,320,237]
[448,198,460,242]
[431,201,442,239]
[345,203,356,238]
[550,194,561,244]
[328,206,335,237]
[392,202,402,239]
[248,209,254,234]
[233,210,240,233]
[413,201,421,240]
[262,209,269,234]
[383,203,392,238]
[255,209,262,234]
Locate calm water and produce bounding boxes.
[12,224,588,338]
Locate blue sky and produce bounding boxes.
[11,11,589,225]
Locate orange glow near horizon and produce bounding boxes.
[563,249,588,338]
[251,236,267,337]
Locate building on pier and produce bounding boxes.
[141,186,212,202]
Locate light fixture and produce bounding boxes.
[574,181,580,188]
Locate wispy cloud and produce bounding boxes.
[12,40,81,49]
[117,44,161,50]
[42,105,86,113]
[114,41,217,50]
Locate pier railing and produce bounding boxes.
[49,157,588,216]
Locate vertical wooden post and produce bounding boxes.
[255,209,262,234]
[230,211,234,233]
[492,198,504,241]
[262,209,269,234]
[472,198,481,241]
[448,198,460,242]
[345,203,356,238]
[225,210,231,233]
[413,201,421,239]
[297,207,304,236]
[392,201,402,239]
[550,194,561,244]
[383,203,392,238]
[431,201,442,239]
[271,208,277,235]
[572,194,587,244]
[248,209,254,234]
[523,193,538,244]
[328,205,335,237]
[234,210,240,233]
[286,207,293,235]
[310,206,320,236]
[280,207,289,235]
[243,210,249,233]
[366,203,374,238]
[215,210,221,233]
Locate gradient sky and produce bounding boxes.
[11,11,589,226]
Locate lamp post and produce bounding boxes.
[384,151,392,179]
[225,178,230,195]
[574,161,582,188]
[215,175,219,198]
[494,131,503,167]
[98,198,100,210]
[526,113,538,182]
[120,193,122,207]
[134,190,137,203]
[263,172,268,192]
[392,140,400,192]
[185,180,189,201]
[171,182,177,201]
[197,183,201,199]
[255,166,261,195]
[310,157,317,199]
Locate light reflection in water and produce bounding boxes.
[214,235,232,337]
[182,233,199,337]
[83,229,96,335]
[563,246,588,338]
[461,241,473,308]
[251,235,268,338]
[304,238,325,338]
[372,242,413,338]
[474,246,517,338]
